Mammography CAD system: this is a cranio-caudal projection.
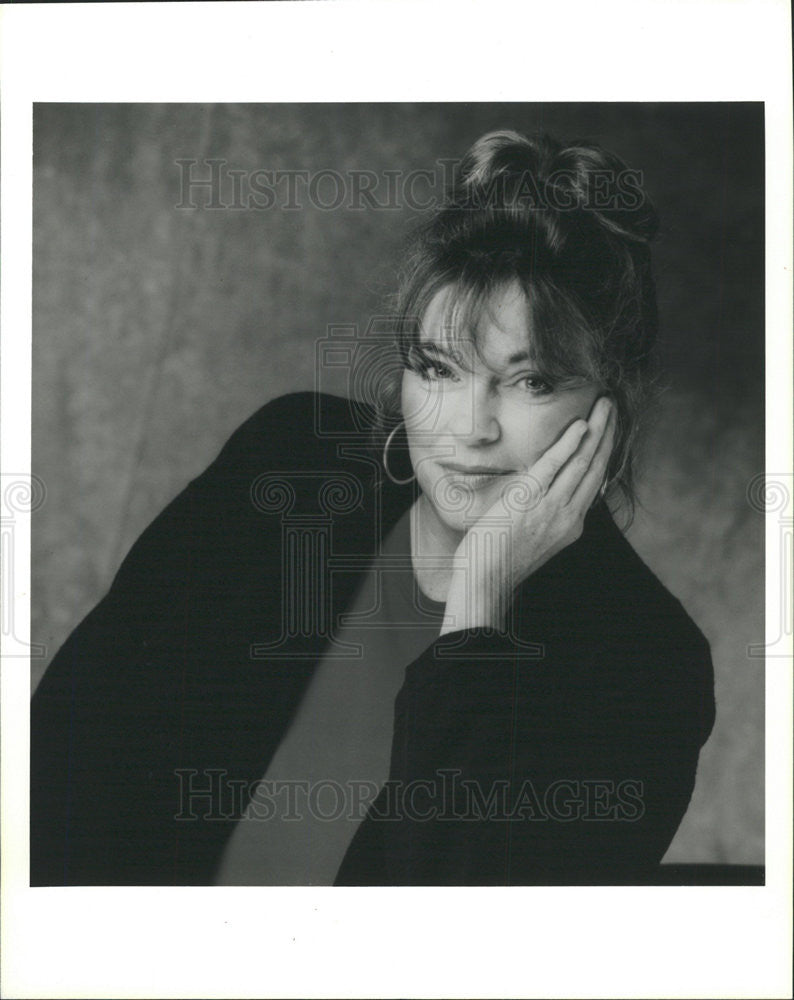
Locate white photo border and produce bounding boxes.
[2,3,791,999]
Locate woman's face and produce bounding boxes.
[400,281,601,535]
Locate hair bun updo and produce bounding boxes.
[455,129,659,246]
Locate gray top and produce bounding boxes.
[215,503,445,885]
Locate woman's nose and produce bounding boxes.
[447,379,501,444]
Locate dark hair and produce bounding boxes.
[365,129,660,520]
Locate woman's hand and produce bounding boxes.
[440,396,617,636]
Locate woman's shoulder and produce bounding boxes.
[597,506,712,655]
[536,500,715,681]
[214,391,376,470]
[100,392,377,605]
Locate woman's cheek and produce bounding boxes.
[401,372,434,430]
[402,376,448,442]
[512,391,598,468]
[509,403,564,468]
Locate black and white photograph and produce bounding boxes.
[29,102,764,888]
[2,4,791,999]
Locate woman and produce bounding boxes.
[30,129,715,886]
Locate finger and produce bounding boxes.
[546,396,614,505]
[568,401,618,509]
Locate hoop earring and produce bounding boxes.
[382,422,415,485]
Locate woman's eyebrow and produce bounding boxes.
[478,346,539,369]
[419,341,451,355]
[417,341,464,363]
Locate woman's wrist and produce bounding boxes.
[440,569,509,636]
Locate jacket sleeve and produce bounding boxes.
[335,609,716,886]
[30,392,322,885]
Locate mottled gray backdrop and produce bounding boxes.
[32,103,764,863]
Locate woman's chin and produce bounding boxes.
[423,496,492,535]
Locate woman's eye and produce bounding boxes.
[407,347,460,382]
[422,362,458,381]
[408,351,461,382]
[515,375,553,394]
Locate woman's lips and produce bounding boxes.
[437,463,514,490]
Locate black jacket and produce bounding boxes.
[31,391,716,885]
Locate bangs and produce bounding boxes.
[398,267,607,386]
